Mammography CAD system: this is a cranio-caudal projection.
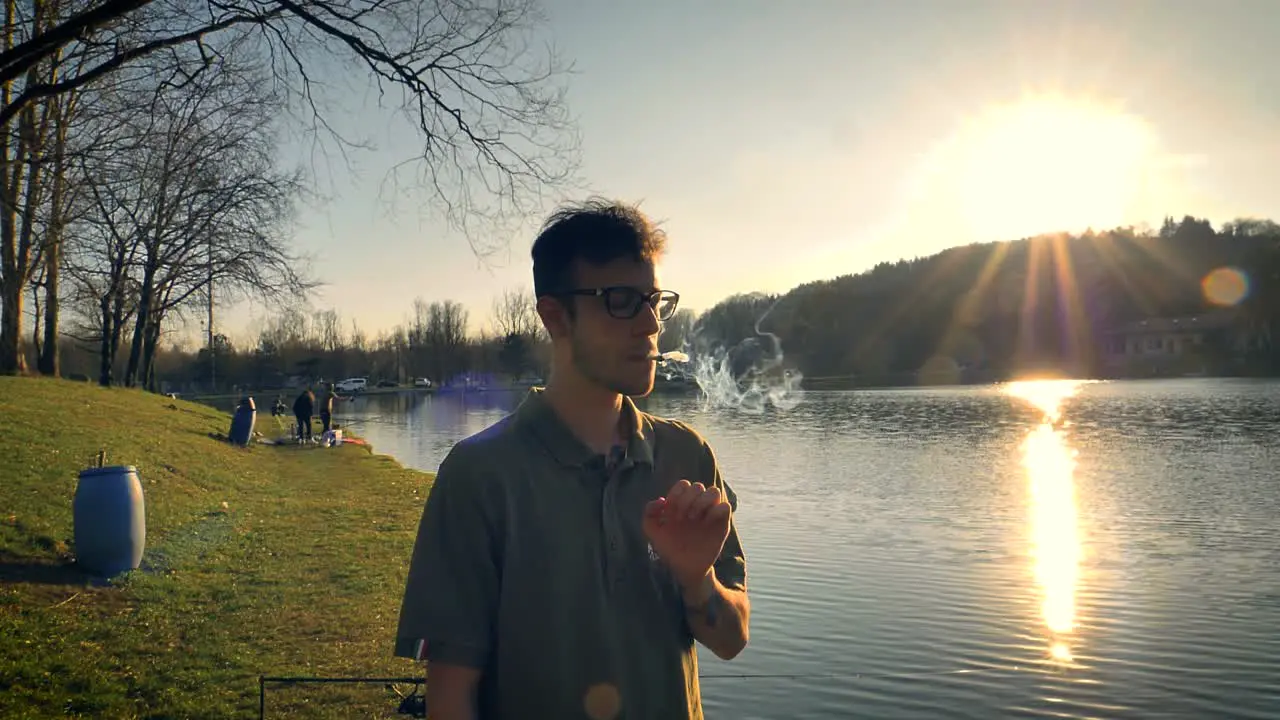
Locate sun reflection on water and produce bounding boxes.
[1004,379,1086,663]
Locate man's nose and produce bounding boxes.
[633,301,661,335]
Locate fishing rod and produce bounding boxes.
[256,662,1037,717]
[258,676,427,719]
[699,663,1030,681]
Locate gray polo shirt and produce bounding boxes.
[394,388,747,719]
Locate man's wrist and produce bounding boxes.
[679,571,716,608]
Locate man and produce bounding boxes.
[394,199,749,719]
[292,387,315,442]
[319,383,344,434]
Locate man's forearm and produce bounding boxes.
[426,698,476,720]
[425,662,480,720]
[681,572,750,660]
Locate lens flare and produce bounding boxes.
[1201,267,1250,307]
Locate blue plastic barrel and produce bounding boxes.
[73,465,146,577]
[229,396,257,446]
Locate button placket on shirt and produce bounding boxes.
[601,462,628,590]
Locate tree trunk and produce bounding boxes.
[37,97,67,377]
[123,263,154,387]
[97,294,113,386]
[0,55,53,374]
[37,244,59,375]
[142,313,161,391]
[0,0,16,375]
[109,290,126,379]
[0,276,21,373]
[30,274,41,358]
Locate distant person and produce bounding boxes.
[292,388,315,442]
[394,199,749,719]
[319,383,346,434]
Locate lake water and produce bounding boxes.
[332,379,1280,719]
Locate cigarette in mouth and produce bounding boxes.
[648,351,690,363]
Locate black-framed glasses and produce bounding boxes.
[558,287,681,321]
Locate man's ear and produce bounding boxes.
[536,295,571,340]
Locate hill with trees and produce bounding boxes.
[693,215,1279,387]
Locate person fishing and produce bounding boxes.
[319,383,346,435]
[292,387,315,443]
[394,199,749,719]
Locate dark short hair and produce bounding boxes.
[531,198,667,299]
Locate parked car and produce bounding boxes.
[376,379,398,388]
[335,377,369,393]
[412,377,433,388]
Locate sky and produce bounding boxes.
[211,0,1280,346]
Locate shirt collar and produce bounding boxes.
[515,387,655,469]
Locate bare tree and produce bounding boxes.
[418,298,467,382]
[33,86,76,375]
[491,286,539,339]
[0,0,73,373]
[347,317,366,352]
[0,0,579,374]
[489,286,542,377]
[61,52,311,388]
[315,308,342,352]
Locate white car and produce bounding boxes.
[335,377,368,393]
[412,377,433,388]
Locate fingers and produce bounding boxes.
[685,485,722,520]
[666,480,697,518]
[663,480,726,522]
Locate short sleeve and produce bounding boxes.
[393,448,500,667]
[702,441,747,592]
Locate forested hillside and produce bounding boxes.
[692,216,1279,385]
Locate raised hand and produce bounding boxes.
[642,479,732,589]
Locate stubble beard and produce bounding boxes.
[571,333,654,398]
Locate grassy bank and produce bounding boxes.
[0,377,434,719]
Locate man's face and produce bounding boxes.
[561,257,671,397]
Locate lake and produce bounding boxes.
[330,379,1280,719]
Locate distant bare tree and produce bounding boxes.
[491,286,540,339]
[404,297,468,382]
[316,309,342,352]
[489,286,543,377]
[426,299,468,381]
[348,317,366,352]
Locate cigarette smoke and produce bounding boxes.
[682,297,805,413]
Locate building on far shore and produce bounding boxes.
[1100,310,1264,377]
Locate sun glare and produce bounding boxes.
[1005,378,1087,663]
[953,94,1156,242]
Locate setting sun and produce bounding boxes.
[952,94,1157,242]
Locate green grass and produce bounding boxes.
[0,377,435,719]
